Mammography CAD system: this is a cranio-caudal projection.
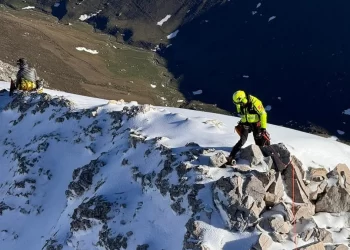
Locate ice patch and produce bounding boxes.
[167,30,179,39]
[54,3,60,7]
[157,15,171,26]
[76,47,99,54]
[278,97,282,100]
[265,105,272,111]
[252,11,258,15]
[79,10,102,21]
[161,97,166,101]
[151,45,160,52]
[150,84,157,88]
[343,109,350,115]
[256,3,262,8]
[268,16,276,22]
[193,90,203,95]
[337,130,345,135]
[243,75,249,78]
[22,6,35,10]
[177,100,184,103]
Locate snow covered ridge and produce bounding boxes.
[0,88,350,249]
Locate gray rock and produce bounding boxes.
[269,216,292,234]
[213,175,265,231]
[260,143,292,172]
[98,224,128,250]
[251,233,273,250]
[282,156,310,204]
[0,202,14,215]
[315,185,350,213]
[316,228,333,244]
[209,151,227,167]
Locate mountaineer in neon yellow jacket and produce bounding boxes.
[227,90,270,165]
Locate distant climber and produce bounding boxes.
[227,90,270,165]
[9,58,44,96]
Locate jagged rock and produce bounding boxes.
[270,203,294,222]
[183,219,204,250]
[66,159,106,198]
[265,172,284,206]
[269,216,292,234]
[260,143,292,172]
[176,162,192,178]
[71,196,112,231]
[188,184,205,214]
[252,233,273,250]
[137,244,149,250]
[239,145,272,171]
[129,131,146,148]
[327,164,350,191]
[0,202,14,215]
[293,203,315,221]
[213,174,265,231]
[310,180,328,201]
[295,241,325,250]
[315,228,333,244]
[44,239,63,250]
[282,156,310,203]
[98,224,128,250]
[209,151,227,167]
[271,232,288,243]
[309,168,328,181]
[315,185,350,213]
[300,227,316,242]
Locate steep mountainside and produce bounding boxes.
[2,0,350,140]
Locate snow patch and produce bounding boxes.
[343,109,350,115]
[243,75,249,78]
[268,16,276,22]
[337,130,345,135]
[157,15,171,26]
[53,3,60,7]
[265,105,272,111]
[22,6,35,10]
[252,11,257,15]
[79,10,102,21]
[150,84,157,88]
[177,100,184,103]
[76,47,99,54]
[167,30,179,39]
[256,3,262,8]
[193,90,203,95]
[278,97,282,100]
[160,97,166,100]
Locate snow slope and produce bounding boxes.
[0,81,350,250]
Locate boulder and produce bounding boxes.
[309,180,328,201]
[309,168,328,182]
[315,185,350,213]
[209,151,227,168]
[315,228,333,244]
[282,156,310,204]
[260,143,292,172]
[293,203,315,222]
[327,164,350,191]
[251,233,273,250]
[213,174,265,231]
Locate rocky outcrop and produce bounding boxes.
[315,164,350,213]
[295,241,325,250]
[66,159,106,198]
[213,174,265,231]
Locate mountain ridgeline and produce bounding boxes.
[2,0,350,140]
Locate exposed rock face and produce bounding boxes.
[282,156,310,204]
[71,196,112,232]
[66,159,106,198]
[213,174,265,231]
[260,143,292,172]
[315,164,350,213]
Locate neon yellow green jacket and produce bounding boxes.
[236,95,267,129]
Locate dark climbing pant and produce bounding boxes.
[229,122,270,158]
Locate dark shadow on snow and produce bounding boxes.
[160,0,350,140]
